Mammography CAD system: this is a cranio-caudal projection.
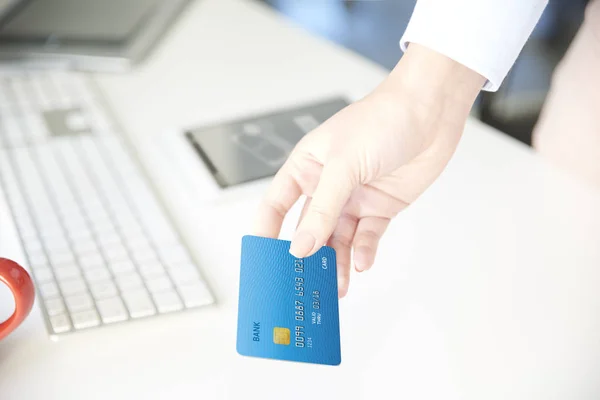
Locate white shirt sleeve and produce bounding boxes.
[400,0,548,91]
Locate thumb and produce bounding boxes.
[290,160,357,258]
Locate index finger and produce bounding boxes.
[253,161,302,238]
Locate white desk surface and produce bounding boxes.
[2,0,600,399]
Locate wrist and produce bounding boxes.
[380,43,485,123]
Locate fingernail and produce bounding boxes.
[338,283,348,298]
[353,246,372,272]
[289,231,316,258]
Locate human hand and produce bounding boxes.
[253,44,485,297]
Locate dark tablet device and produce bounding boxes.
[186,98,349,188]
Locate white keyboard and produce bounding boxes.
[0,72,214,337]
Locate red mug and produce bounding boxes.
[0,258,35,341]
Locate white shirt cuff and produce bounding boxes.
[400,0,548,91]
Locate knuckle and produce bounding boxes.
[329,232,353,248]
[308,204,337,225]
[337,267,350,280]
[262,198,287,219]
[356,229,380,244]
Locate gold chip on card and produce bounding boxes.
[273,327,290,345]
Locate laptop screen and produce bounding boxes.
[0,0,161,46]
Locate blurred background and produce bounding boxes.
[260,0,589,145]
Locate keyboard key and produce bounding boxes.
[54,265,81,280]
[115,273,143,290]
[91,219,115,235]
[147,226,178,244]
[145,276,172,293]
[72,240,99,256]
[49,314,71,334]
[62,214,87,228]
[90,281,118,300]
[83,199,104,214]
[64,110,91,131]
[104,193,129,210]
[67,220,91,235]
[44,238,71,253]
[34,210,59,226]
[109,260,136,275]
[33,266,54,282]
[83,267,111,283]
[123,290,156,318]
[120,222,145,238]
[44,236,70,252]
[38,281,60,298]
[65,293,93,313]
[96,297,127,323]
[126,236,152,253]
[158,245,191,264]
[103,244,129,262]
[115,206,140,222]
[177,282,213,308]
[86,104,113,132]
[152,290,183,313]
[62,218,89,234]
[131,248,156,264]
[29,252,48,268]
[67,228,92,242]
[12,206,32,224]
[125,235,151,250]
[168,262,200,285]
[39,223,62,238]
[71,309,100,329]
[35,209,60,225]
[44,298,66,316]
[97,233,121,248]
[58,205,82,219]
[79,253,104,270]
[49,251,76,266]
[94,225,119,240]
[59,278,87,295]
[18,221,38,239]
[138,260,164,278]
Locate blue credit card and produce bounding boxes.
[236,235,341,366]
